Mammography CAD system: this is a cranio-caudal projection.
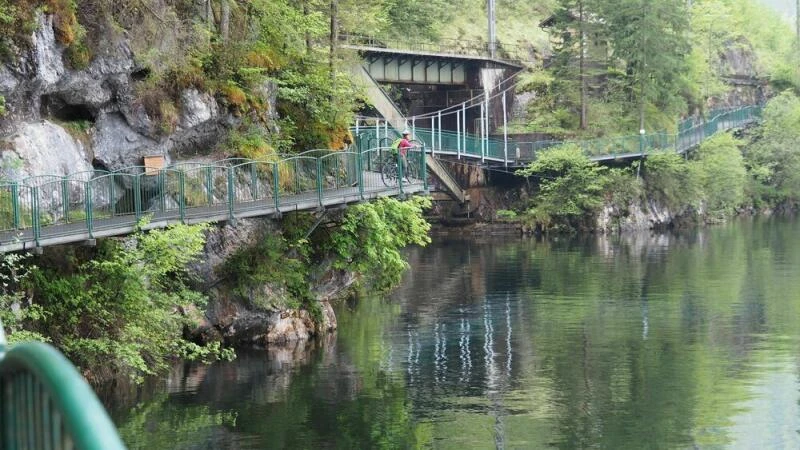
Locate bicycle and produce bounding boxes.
[380,150,420,186]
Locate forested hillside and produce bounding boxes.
[0,0,795,149]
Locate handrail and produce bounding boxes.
[0,149,428,251]
[0,320,126,449]
[355,105,762,164]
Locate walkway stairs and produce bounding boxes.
[351,64,469,204]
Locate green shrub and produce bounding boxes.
[496,209,518,220]
[516,144,608,231]
[219,229,312,312]
[18,221,233,383]
[694,133,746,217]
[743,91,800,206]
[327,196,432,291]
[641,153,701,211]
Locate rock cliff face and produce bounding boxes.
[0,13,250,174]
[0,15,339,346]
[712,38,768,109]
[594,199,699,233]
[186,219,347,347]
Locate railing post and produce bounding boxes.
[431,116,436,156]
[294,159,300,194]
[206,167,213,206]
[61,178,69,223]
[11,183,19,229]
[227,169,235,221]
[179,171,186,223]
[158,170,166,212]
[438,111,442,152]
[273,163,280,211]
[502,91,508,167]
[457,108,461,159]
[334,156,340,189]
[109,175,116,217]
[421,147,428,192]
[357,150,364,200]
[32,186,40,246]
[85,183,93,239]
[316,158,323,207]
[133,175,142,220]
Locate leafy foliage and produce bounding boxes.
[516,144,608,231]
[0,252,47,343]
[694,133,746,217]
[0,0,88,64]
[219,228,312,312]
[328,197,431,291]
[13,221,234,382]
[641,153,701,211]
[743,91,800,206]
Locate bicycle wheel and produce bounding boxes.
[381,161,398,186]
[404,160,419,182]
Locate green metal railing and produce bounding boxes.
[354,105,762,165]
[0,320,126,449]
[0,149,428,250]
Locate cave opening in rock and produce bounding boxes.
[40,95,96,123]
[131,68,151,82]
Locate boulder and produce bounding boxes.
[4,120,92,181]
[91,112,162,170]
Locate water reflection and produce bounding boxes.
[110,217,800,449]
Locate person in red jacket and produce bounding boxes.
[398,130,413,157]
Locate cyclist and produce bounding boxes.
[392,130,414,177]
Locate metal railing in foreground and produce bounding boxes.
[0,320,126,450]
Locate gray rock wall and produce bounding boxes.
[0,14,334,347]
[0,14,278,178]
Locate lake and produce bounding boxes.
[109,216,800,449]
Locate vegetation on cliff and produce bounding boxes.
[0,221,234,382]
[0,195,431,381]
[511,91,800,233]
[517,0,799,137]
[221,196,432,316]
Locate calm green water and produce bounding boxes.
[108,217,800,449]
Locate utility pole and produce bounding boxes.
[487,0,496,58]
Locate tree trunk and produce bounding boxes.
[579,0,587,130]
[304,1,312,53]
[220,0,231,42]
[639,0,647,134]
[206,0,213,34]
[330,0,338,80]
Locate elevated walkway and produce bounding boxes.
[0,150,428,252]
[408,105,762,166]
[351,65,468,204]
